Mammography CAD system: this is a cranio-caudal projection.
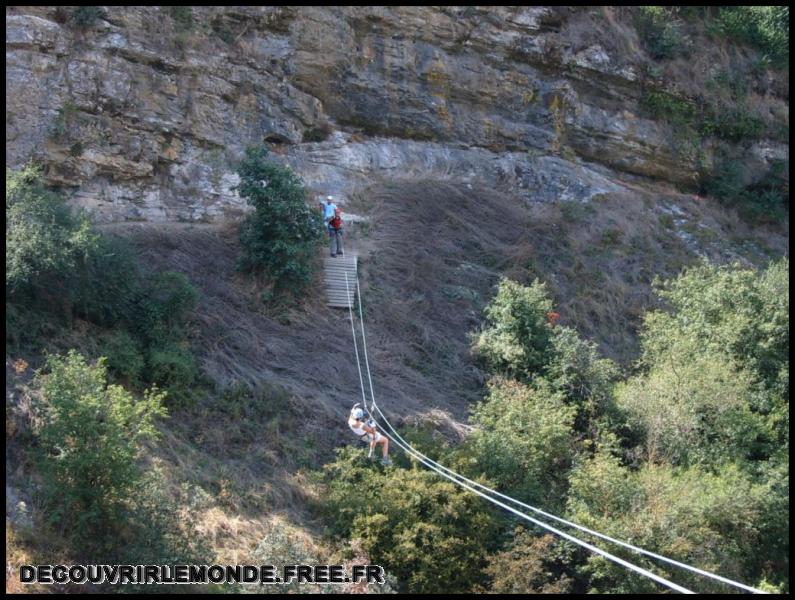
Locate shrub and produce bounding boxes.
[699,107,765,141]
[302,122,333,143]
[621,259,789,466]
[73,234,144,327]
[147,343,200,407]
[546,326,619,422]
[710,6,789,67]
[235,145,324,294]
[615,350,766,467]
[168,6,193,32]
[35,351,167,554]
[644,259,789,396]
[567,454,774,593]
[472,278,555,382]
[139,271,199,345]
[70,6,104,28]
[463,378,576,507]
[6,165,99,311]
[98,330,146,387]
[6,166,203,399]
[482,530,572,593]
[210,17,236,44]
[635,7,690,60]
[702,159,788,225]
[319,446,500,593]
[640,89,696,124]
[49,102,79,141]
[121,468,214,571]
[701,157,745,202]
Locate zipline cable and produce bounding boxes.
[345,272,367,407]
[347,273,767,595]
[383,426,696,594]
[344,277,699,594]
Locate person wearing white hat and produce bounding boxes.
[348,403,390,465]
[320,195,337,225]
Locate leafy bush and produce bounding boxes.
[6,166,203,401]
[472,278,555,382]
[35,351,167,554]
[482,530,573,593]
[121,468,214,570]
[139,271,199,345]
[473,279,620,435]
[644,259,789,393]
[462,378,576,507]
[710,6,789,67]
[235,145,324,295]
[6,165,98,303]
[702,159,788,224]
[210,17,236,45]
[302,122,333,143]
[640,89,697,124]
[73,234,144,327]
[319,446,500,593]
[615,350,766,467]
[546,326,619,425]
[98,330,146,387]
[70,6,104,28]
[699,107,765,141]
[641,88,766,148]
[619,259,788,467]
[635,7,691,60]
[567,453,775,593]
[168,6,193,32]
[49,102,79,141]
[147,343,199,407]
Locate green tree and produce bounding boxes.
[599,260,789,591]
[711,6,789,67]
[462,378,576,508]
[482,530,573,593]
[35,351,168,553]
[319,446,500,593]
[635,6,690,60]
[236,145,323,295]
[615,349,767,467]
[566,451,775,593]
[472,278,555,381]
[638,259,788,454]
[546,326,620,431]
[6,165,202,402]
[6,165,98,307]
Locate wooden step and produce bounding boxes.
[322,253,357,308]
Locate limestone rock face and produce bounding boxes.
[5,6,788,221]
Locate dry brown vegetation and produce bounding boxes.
[7,180,786,583]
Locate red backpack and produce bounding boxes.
[329,215,343,230]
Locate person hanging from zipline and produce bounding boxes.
[348,403,390,465]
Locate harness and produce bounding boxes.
[349,418,373,440]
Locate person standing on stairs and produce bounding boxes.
[320,195,337,226]
[329,208,344,257]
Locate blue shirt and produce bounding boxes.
[322,202,337,221]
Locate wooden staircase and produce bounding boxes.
[323,253,357,308]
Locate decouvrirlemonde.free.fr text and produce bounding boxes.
[21,564,385,585]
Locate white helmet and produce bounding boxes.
[326,195,334,201]
[351,403,365,420]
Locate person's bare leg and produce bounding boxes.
[380,437,389,458]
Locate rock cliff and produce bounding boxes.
[6,6,788,221]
